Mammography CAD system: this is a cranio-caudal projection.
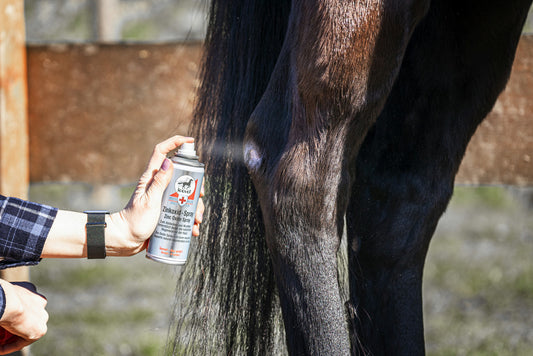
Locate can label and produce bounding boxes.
[147,157,204,265]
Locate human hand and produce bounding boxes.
[107,135,205,256]
[0,280,48,354]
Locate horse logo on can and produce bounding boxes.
[174,175,196,206]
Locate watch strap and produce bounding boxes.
[85,211,109,259]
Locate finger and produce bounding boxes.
[195,198,204,225]
[136,136,193,192]
[145,158,174,200]
[192,223,200,237]
[146,136,194,173]
[200,181,205,198]
[140,239,149,252]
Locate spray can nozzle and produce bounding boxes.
[177,142,198,158]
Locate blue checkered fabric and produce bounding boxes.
[0,195,57,270]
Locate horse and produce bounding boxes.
[168,1,533,354]
[179,178,194,190]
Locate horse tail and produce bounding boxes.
[167,1,291,354]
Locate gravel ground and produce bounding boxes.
[27,185,532,355]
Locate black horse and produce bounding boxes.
[169,1,532,355]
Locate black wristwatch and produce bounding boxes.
[84,211,109,259]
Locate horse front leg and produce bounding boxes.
[346,1,532,354]
[346,174,452,356]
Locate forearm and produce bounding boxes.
[41,210,134,258]
[2,136,202,261]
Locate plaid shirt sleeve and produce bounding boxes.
[0,195,58,270]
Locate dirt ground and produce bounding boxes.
[28,185,532,355]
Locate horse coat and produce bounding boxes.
[169,1,533,355]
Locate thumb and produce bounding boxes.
[146,158,173,200]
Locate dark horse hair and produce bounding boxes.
[167,0,532,354]
[167,1,291,354]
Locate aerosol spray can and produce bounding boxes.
[147,142,204,265]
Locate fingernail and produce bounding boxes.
[161,158,171,171]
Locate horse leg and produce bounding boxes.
[346,1,533,354]
[244,0,430,354]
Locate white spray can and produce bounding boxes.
[146,142,204,265]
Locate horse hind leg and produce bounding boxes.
[244,0,431,354]
[247,121,355,354]
[245,62,352,353]
[346,1,533,354]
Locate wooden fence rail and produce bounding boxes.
[27,42,201,184]
[455,35,533,186]
[26,37,533,186]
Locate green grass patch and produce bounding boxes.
[32,260,131,292]
[122,21,158,41]
[451,186,515,210]
[52,308,154,325]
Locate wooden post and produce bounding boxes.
[0,0,30,282]
[94,0,121,42]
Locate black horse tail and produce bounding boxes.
[167,1,291,354]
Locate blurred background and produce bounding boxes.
[16,1,533,355]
